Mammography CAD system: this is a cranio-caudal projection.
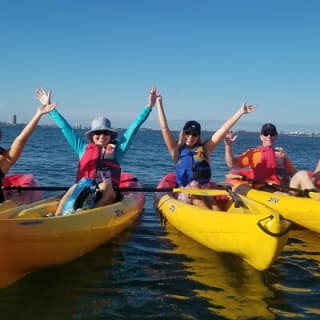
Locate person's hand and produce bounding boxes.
[37,103,57,116]
[240,102,256,115]
[35,88,52,105]
[148,87,157,108]
[156,90,163,108]
[224,130,237,146]
[156,91,162,102]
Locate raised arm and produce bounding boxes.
[204,102,255,154]
[156,93,178,160]
[224,130,241,168]
[115,87,156,163]
[35,88,87,158]
[0,103,56,174]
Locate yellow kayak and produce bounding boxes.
[155,173,291,271]
[0,172,144,288]
[233,183,320,233]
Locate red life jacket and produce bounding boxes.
[76,143,121,187]
[253,146,281,184]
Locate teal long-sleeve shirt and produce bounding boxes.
[49,106,152,164]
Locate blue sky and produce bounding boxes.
[0,0,319,132]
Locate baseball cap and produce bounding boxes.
[261,123,278,136]
[183,120,201,135]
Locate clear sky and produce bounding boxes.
[0,0,319,132]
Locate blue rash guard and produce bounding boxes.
[49,106,152,164]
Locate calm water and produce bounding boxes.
[1,126,320,320]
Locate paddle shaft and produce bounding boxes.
[2,185,230,196]
[2,185,171,192]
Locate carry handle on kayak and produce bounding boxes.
[257,215,291,237]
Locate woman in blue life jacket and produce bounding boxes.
[36,87,157,215]
[156,91,255,209]
[0,100,56,203]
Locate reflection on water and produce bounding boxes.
[163,224,276,319]
[0,228,134,320]
[1,127,320,319]
[265,230,320,319]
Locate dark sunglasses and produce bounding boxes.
[93,130,112,136]
[262,132,276,137]
[184,131,199,137]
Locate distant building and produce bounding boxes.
[10,114,17,125]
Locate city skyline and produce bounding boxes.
[2,116,320,136]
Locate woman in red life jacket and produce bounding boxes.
[36,87,157,215]
[224,123,316,192]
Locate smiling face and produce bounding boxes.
[91,130,112,147]
[260,123,278,147]
[260,131,277,147]
[182,121,201,147]
[183,130,200,147]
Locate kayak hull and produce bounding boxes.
[226,169,320,233]
[234,183,320,233]
[0,172,144,288]
[155,173,290,271]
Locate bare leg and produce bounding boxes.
[290,170,316,190]
[55,184,76,215]
[204,196,221,211]
[95,180,116,207]
[192,197,210,209]
[187,181,208,208]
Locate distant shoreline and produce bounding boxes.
[1,122,319,138]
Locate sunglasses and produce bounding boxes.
[93,130,112,136]
[184,131,199,137]
[262,132,276,137]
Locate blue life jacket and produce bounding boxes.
[175,144,211,186]
[62,178,97,215]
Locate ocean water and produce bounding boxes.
[0,125,320,320]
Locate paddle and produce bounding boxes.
[226,173,320,200]
[2,185,231,196]
[218,183,245,208]
[3,184,249,208]
[2,186,236,199]
[2,186,69,191]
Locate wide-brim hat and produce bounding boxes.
[85,116,118,140]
